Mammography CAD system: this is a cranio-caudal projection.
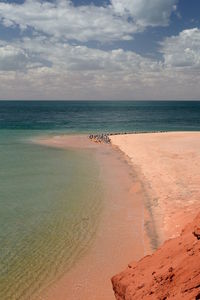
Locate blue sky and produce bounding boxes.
[0,0,200,100]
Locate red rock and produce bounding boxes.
[193,226,200,240]
[111,213,200,300]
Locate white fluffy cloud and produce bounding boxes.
[0,30,200,100]
[0,1,199,100]
[161,28,200,68]
[0,0,136,42]
[0,36,163,99]
[111,0,178,26]
[0,0,177,42]
[0,36,159,72]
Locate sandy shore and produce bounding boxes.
[34,131,200,299]
[110,131,200,245]
[34,135,148,300]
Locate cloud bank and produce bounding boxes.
[0,0,199,100]
[0,0,178,42]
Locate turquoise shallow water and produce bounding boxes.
[0,130,103,299]
[0,101,200,299]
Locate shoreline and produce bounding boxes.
[110,143,160,250]
[34,134,149,300]
[33,131,200,299]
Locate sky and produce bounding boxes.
[0,0,200,100]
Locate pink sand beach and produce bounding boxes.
[35,134,147,300]
[34,131,200,299]
[110,131,200,244]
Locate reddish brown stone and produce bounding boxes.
[112,213,200,300]
[193,226,200,240]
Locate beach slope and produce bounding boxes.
[111,132,200,299]
[110,132,200,244]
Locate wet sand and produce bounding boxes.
[34,135,149,300]
[110,131,200,244]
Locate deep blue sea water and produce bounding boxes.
[0,101,200,132]
[0,101,200,299]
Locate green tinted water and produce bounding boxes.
[0,131,103,299]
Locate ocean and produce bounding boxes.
[1,100,200,132]
[0,101,200,299]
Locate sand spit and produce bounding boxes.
[88,131,168,144]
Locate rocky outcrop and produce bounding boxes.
[111,213,200,300]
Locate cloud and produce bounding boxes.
[0,0,136,42]
[111,0,178,26]
[0,43,28,71]
[0,28,200,100]
[0,39,51,71]
[0,0,178,43]
[0,36,159,72]
[0,0,199,100]
[161,28,200,68]
[0,36,163,99]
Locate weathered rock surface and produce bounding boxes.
[112,212,200,300]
